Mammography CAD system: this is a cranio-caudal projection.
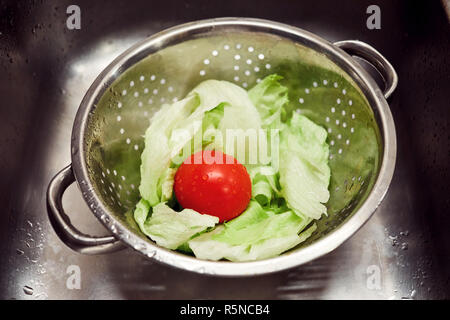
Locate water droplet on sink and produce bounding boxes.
[389,235,398,246]
[23,286,34,295]
[16,249,24,255]
[38,266,47,274]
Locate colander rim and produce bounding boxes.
[71,17,396,276]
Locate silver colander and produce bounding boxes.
[47,18,397,276]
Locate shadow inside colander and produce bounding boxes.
[83,30,382,259]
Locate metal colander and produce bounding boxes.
[47,18,397,276]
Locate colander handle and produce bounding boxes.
[334,40,398,99]
[47,164,125,254]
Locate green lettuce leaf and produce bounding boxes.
[139,94,200,205]
[279,112,330,220]
[188,223,317,262]
[223,200,270,230]
[134,200,219,250]
[189,79,268,168]
[248,74,288,129]
[188,79,260,118]
[246,75,290,204]
[186,200,314,261]
[213,201,311,246]
[247,223,317,260]
[158,167,177,202]
[248,166,281,206]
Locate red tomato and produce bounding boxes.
[174,150,252,222]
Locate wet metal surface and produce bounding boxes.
[0,0,449,299]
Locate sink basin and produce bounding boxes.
[0,0,449,299]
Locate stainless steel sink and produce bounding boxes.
[1,0,449,299]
